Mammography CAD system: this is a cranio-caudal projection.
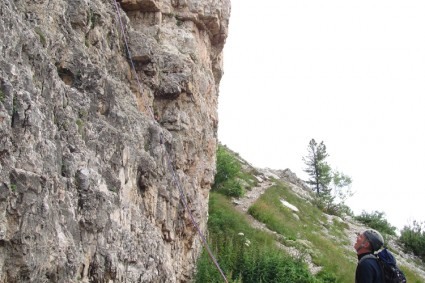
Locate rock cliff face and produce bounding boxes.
[0,0,230,281]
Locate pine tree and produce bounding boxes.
[303,139,353,215]
[303,139,332,195]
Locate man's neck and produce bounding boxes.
[356,245,372,255]
[357,252,373,261]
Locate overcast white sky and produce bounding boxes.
[218,0,425,230]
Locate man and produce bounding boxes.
[354,229,384,283]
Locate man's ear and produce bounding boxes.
[364,240,371,250]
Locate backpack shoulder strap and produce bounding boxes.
[358,254,377,265]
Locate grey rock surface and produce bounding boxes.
[0,0,230,281]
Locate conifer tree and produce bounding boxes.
[303,139,332,195]
[303,139,353,215]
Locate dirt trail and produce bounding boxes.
[233,180,273,213]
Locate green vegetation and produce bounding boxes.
[0,89,4,103]
[303,139,352,216]
[399,221,425,261]
[34,27,47,47]
[78,109,88,119]
[108,186,118,193]
[196,193,318,283]
[248,184,354,282]
[303,139,332,195]
[196,145,425,282]
[176,18,184,27]
[76,119,84,135]
[10,184,17,192]
[354,210,397,236]
[399,264,425,283]
[88,9,100,30]
[75,110,87,136]
[212,145,257,197]
[61,163,67,177]
[12,96,18,113]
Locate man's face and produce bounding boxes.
[354,232,368,251]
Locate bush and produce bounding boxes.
[315,270,337,283]
[216,179,244,198]
[213,145,244,197]
[399,221,425,261]
[354,211,397,236]
[214,145,241,187]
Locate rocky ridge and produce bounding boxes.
[0,0,230,282]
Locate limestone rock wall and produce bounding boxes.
[0,0,230,282]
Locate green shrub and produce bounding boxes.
[213,145,244,197]
[10,184,17,192]
[216,179,243,198]
[399,221,425,261]
[214,145,241,188]
[354,210,397,236]
[315,270,337,283]
[337,204,354,217]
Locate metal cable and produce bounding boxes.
[111,1,228,281]
[112,0,155,118]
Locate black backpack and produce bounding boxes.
[361,248,407,283]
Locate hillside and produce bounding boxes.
[196,145,425,282]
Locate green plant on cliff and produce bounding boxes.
[212,145,257,197]
[10,184,17,192]
[12,96,18,113]
[34,27,47,47]
[76,119,84,135]
[88,9,100,30]
[0,89,4,102]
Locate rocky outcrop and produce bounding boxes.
[0,0,230,282]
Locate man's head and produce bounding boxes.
[354,229,384,253]
[363,229,384,251]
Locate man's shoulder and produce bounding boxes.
[356,253,385,283]
[358,254,381,270]
[359,254,377,264]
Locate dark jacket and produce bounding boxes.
[355,253,384,283]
